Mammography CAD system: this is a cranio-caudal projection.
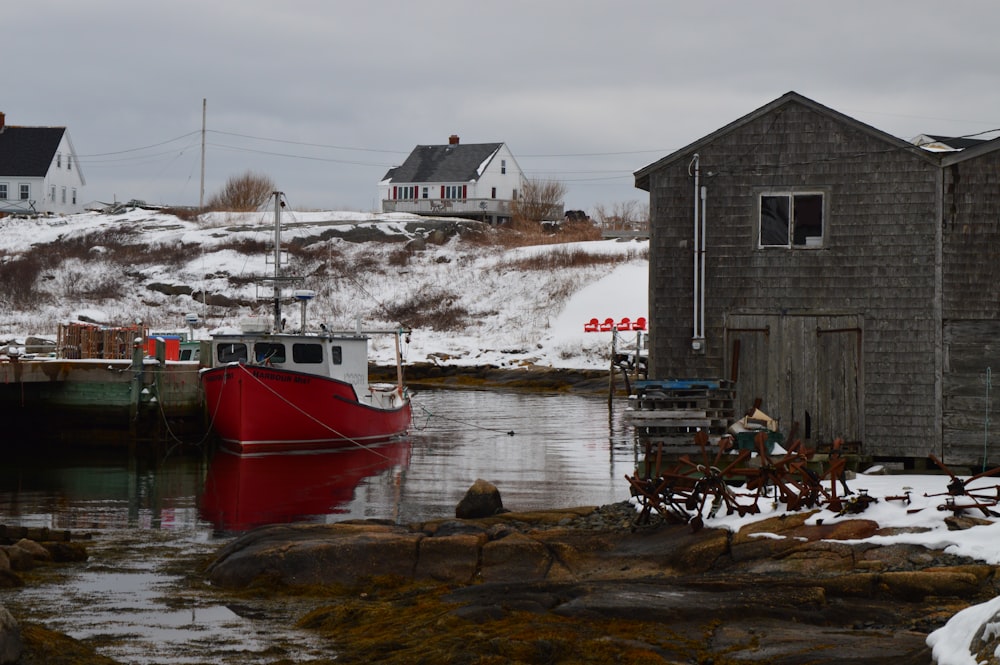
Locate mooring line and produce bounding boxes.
[415,403,515,436]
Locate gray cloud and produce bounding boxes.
[10,0,1000,212]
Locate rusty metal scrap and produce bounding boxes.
[627,435,1000,529]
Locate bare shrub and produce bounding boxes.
[162,206,201,221]
[382,289,469,331]
[215,238,269,255]
[206,172,276,212]
[511,178,567,226]
[0,253,46,307]
[593,200,650,232]
[387,248,410,267]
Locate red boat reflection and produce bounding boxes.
[200,439,411,532]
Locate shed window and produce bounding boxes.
[759,193,824,248]
[0,184,7,200]
[19,184,29,200]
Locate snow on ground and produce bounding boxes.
[681,464,1000,664]
[0,208,648,369]
[2,208,1000,661]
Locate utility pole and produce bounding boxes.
[199,98,206,210]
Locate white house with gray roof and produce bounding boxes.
[0,112,85,215]
[379,135,525,224]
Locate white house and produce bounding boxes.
[0,111,85,215]
[379,135,525,224]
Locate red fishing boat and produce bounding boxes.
[200,192,412,453]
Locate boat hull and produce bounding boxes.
[201,363,411,454]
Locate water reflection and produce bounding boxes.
[0,390,636,533]
[200,440,411,532]
[0,389,638,664]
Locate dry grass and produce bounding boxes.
[496,245,648,271]
[462,219,603,249]
[381,288,470,331]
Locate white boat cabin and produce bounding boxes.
[208,332,371,399]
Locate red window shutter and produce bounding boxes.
[462,185,467,200]
[440,185,445,198]
[393,186,397,200]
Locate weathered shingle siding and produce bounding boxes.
[940,148,1000,464]
[647,100,941,458]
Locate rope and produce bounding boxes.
[154,363,230,456]
[414,403,515,436]
[233,363,403,459]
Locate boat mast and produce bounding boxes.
[272,191,283,333]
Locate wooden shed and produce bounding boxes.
[634,91,1000,468]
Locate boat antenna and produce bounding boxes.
[272,191,284,333]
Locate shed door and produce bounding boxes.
[725,314,862,447]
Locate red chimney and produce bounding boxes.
[448,134,460,145]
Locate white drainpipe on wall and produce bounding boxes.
[689,155,706,352]
[690,154,700,347]
[699,183,707,342]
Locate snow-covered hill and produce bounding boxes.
[0,207,648,370]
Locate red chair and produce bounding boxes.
[632,317,647,331]
[617,317,631,330]
[599,317,614,332]
[583,318,599,332]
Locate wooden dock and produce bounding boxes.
[0,338,205,443]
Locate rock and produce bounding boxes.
[42,541,88,563]
[480,532,551,583]
[207,523,424,589]
[0,604,22,665]
[455,479,505,518]
[415,533,485,584]
[12,539,51,563]
[878,570,983,601]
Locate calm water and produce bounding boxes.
[0,389,637,664]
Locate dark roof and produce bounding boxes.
[919,134,988,150]
[634,91,937,191]
[383,142,503,184]
[0,126,66,176]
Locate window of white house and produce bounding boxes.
[491,187,497,199]
[72,188,77,204]
[61,187,66,203]
[422,186,428,199]
[67,155,72,170]
[56,152,61,168]
[759,192,824,248]
[501,159,506,174]
[0,183,7,200]
[50,185,56,201]
[19,184,29,200]
[443,185,464,199]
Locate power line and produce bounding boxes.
[76,131,202,157]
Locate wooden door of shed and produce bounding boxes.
[725,314,862,446]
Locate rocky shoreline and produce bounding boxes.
[203,500,998,664]
[2,499,998,664]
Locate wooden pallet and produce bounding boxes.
[627,378,736,444]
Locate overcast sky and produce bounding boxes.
[9,1,1000,214]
